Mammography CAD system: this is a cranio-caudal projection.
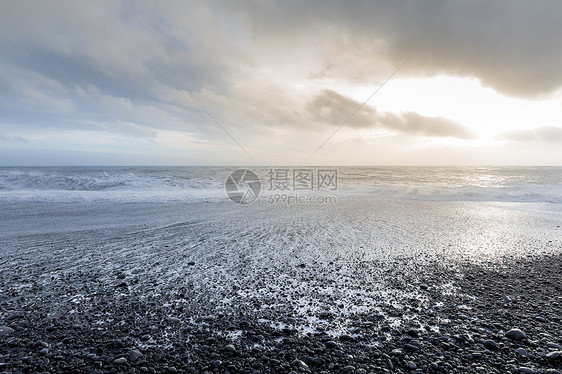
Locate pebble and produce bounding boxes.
[129,350,143,362]
[212,360,222,368]
[113,357,127,364]
[325,340,338,348]
[224,344,236,352]
[515,348,528,357]
[0,326,14,335]
[483,339,497,349]
[167,316,181,323]
[518,367,535,374]
[309,357,323,365]
[546,342,562,350]
[545,351,561,360]
[404,343,420,351]
[506,329,527,341]
[405,361,417,370]
[296,360,309,370]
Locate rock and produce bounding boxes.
[224,344,236,352]
[167,316,181,323]
[339,334,353,341]
[343,365,355,372]
[545,351,561,360]
[114,357,127,364]
[319,311,331,319]
[0,326,14,335]
[518,367,535,374]
[404,343,420,352]
[506,329,527,341]
[325,340,338,348]
[212,360,222,368]
[515,348,528,357]
[405,361,417,370]
[187,261,195,266]
[296,360,309,370]
[129,350,143,362]
[356,369,367,374]
[483,339,497,349]
[546,342,562,350]
[308,356,322,365]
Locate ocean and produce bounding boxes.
[1,166,561,203]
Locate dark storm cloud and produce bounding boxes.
[497,126,562,142]
[309,89,475,139]
[234,0,562,98]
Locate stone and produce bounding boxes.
[114,357,127,364]
[506,329,527,341]
[518,367,535,374]
[325,340,338,348]
[296,360,309,370]
[404,343,420,352]
[515,348,528,357]
[224,344,236,352]
[483,339,497,349]
[405,361,417,370]
[0,326,14,335]
[129,350,143,362]
[545,351,561,360]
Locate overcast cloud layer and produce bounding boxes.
[1,1,562,165]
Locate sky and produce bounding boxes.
[1,1,562,166]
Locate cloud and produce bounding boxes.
[234,1,562,98]
[379,112,476,139]
[309,89,475,139]
[497,126,562,142]
[0,135,29,142]
[0,1,560,165]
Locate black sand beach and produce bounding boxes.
[0,199,560,373]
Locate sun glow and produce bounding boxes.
[341,76,562,140]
